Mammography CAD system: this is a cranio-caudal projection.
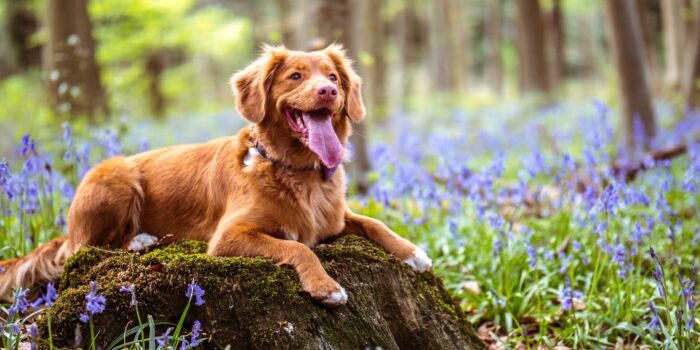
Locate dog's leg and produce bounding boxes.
[344,211,432,272]
[68,157,144,251]
[207,225,347,307]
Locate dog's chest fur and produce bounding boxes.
[273,169,346,246]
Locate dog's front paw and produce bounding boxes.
[303,277,348,307]
[404,247,432,272]
[127,233,159,251]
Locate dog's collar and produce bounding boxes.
[251,140,338,181]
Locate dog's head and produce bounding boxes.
[231,44,365,170]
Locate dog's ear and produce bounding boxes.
[323,44,366,123]
[230,45,287,124]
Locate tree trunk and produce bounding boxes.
[546,0,565,88]
[682,5,700,109]
[5,0,40,70]
[662,0,686,90]
[428,0,468,92]
[44,0,107,118]
[637,0,662,93]
[394,0,425,107]
[516,0,550,94]
[604,0,657,149]
[362,0,388,119]
[485,0,504,94]
[277,0,297,49]
[41,236,484,349]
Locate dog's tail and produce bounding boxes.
[0,235,71,302]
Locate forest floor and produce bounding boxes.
[1,99,699,348]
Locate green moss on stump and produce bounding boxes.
[40,235,483,349]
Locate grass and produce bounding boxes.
[0,99,699,349]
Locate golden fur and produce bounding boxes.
[0,45,430,306]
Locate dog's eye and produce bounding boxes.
[329,74,337,82]
[289,72,302,80]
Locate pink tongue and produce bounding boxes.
[302,110,343,168]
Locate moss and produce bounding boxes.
[43,236,483,350]
[59,247,112,291]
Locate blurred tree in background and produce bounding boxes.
[2,0,700,160]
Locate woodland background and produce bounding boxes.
[2,0,699,183]
[2,0,700,348]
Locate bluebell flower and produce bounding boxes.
[649,247,666,298]
[647,302,660,329]
[190,320,202,347]
[156,327,174,347]
[120,284,138,306]
[572,240,581,252]
[9,288,29,315]
[559,278,583,312]
[20,134,36,157]
[44,282,58,306]
[28,323,39,350]
[490,289,506,307]
[80,281,106,323]
[525,242,537,269]
[186,279,205,306]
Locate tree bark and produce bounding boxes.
[516,0,550,94]
[362,0,388,119]
[5,0,40,70]
[44,0,107,118]
[41,236,484,349]
[637,0,662,93]
[277,0,297,49]
[428,0,468,92]
[604,0,657,149]
[662,0,686,90]
[682,5,700,109]
[485,0,504,94]
[394,0,425,107]
[546,0,565,88]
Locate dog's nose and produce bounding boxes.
[316,84,338,101]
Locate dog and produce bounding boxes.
[0,44,431,307]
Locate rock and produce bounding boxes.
[40,235,484,349]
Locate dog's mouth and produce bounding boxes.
[284,106,343,169]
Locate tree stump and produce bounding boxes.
[41,235,483,349]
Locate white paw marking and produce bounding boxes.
[404,247,432,272]
[128,233,159,251]
[321,286,348,306]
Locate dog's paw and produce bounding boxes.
[128,233,159,251]
[305,278,348,307]
[319,286,348,307]
[404,247,432,272]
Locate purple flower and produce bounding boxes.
[186,280,205,306]
[9,288,29,315]
[559,278,583,312]
[525,242,537,269]
[490,289,506,307]
[120,284,138,306]
[81,281,106,322]
[649,247,666,298]
[190,320,202,347]
[156,327,174,347]
[647,302,660,329]
[20,134,36,157]
[28,323,39,350]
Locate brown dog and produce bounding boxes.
[0,44,431,306]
